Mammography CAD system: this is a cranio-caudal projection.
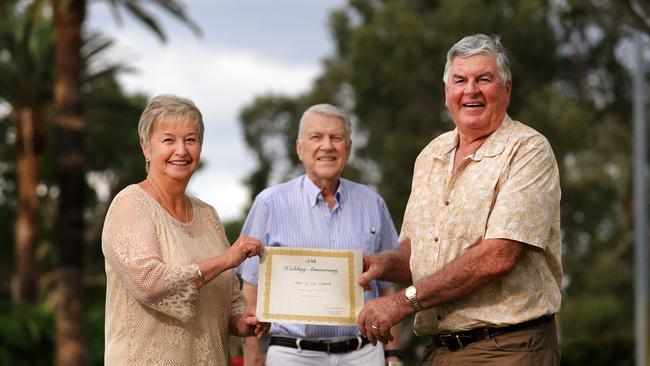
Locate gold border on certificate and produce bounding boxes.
[257,247,363,325]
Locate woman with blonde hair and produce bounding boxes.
[102,94,269,365]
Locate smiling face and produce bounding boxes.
[141,117,202,183]
[444,53,512,139]
[296,112,351,189]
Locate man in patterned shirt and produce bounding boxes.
[357,34,562,365]
[237,104,404,366]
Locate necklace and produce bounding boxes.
[147,177,194,237]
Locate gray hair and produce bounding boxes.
[443,34,512,85]
[138,94,204,172]
[298,103,352,141]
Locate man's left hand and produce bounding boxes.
[357,292,411,345]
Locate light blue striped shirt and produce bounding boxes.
[237,175,399,340]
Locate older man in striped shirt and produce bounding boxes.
[237,104,403,366]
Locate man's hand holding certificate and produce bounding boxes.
[256,247,364,325]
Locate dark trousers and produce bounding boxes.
[422,319,560,366]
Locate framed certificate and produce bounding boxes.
[256,247,364,325]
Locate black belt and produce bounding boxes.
[268,336,370,354]
[427,314,555,352]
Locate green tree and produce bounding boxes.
[580,0,650,35]
[549,2,639,364]
[0,14,149,362]
[0,1,53,304]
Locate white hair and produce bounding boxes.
[298,103,351,141]
[443,33,512,84]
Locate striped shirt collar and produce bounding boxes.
[301,175,345,208]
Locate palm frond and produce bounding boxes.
[106,0,202,42]
[122,2,167,42]
[146,0,202,37]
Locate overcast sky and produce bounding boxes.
[86,0,347,221]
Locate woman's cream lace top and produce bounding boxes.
[102,184,245,365]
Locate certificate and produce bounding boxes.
[256,247,364,325]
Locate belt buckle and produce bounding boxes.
[438,334,462,352]
[319,337,359,354]
[318,339,333,354]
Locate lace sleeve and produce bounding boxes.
[102,189,199,322]
[230,275,246,317]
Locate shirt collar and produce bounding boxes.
[301,175,344,208]
[431,114,513,161]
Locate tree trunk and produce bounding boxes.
[11,106,43,303]
[52,0,87,365]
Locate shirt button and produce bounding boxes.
[434,237,439,243]
[444,200,449,206]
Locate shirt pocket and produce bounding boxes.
[350,226,380,254]
[338,211,381,253]
[449,163,502,252]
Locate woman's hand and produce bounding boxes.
[195,236,264,288]
[226,236,264,269]
[230,306,271,337]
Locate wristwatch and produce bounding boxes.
[405,285,423,312]
[385,349,405,366]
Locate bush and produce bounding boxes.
[561,335,634,366]
[0,304,54,366]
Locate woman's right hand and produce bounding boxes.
[226,236,264,268]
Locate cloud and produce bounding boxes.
[91,22,320,221]
[88,0,346,63]
[104,35,319,109]
[188,169,251,221]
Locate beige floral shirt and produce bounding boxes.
[400,115,562,335]
[102,185,245,365]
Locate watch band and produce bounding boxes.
[384,349,405,360]
[408,295,423,312]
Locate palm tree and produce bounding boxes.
[0,1,54,304]
[49,1,199,364]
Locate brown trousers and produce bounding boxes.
[422,319,560,366]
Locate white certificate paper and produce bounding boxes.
[256,247,364,325]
